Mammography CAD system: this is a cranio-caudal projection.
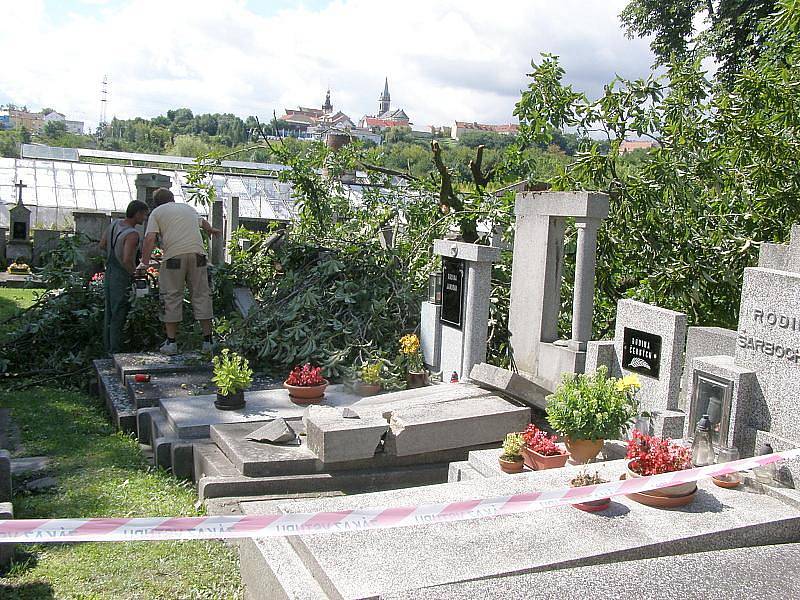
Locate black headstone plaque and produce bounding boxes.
[12,222,27,240]
[621,327,662,379]
[440,258,464,329]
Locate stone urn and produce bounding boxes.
[564,437,604,464]
[214,390,245,411]
[284,379,329,405]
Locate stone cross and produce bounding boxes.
[13,180,26,204]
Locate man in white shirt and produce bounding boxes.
[138,188,220,355]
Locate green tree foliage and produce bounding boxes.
[515,1,800,337]
[42,120,68,138]
[621,0,779,78]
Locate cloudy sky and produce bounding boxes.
[0,0,655,130]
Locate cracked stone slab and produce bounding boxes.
[304,406,388,463]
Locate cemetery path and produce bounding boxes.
[0,385,243,599]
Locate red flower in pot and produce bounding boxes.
[284,363,329,405]
[521,424,569,470]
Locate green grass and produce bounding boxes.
[0,289,43,337]
[0,386,243,599]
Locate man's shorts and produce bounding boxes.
[158,253,213,323]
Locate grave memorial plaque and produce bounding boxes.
[621,327,662,379]
[688,371,733,446]
[440,258,464,329]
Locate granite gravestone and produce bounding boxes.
[7,181,32,263]
[586,299,687,438]
[432,240,500,383]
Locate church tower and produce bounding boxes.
[322,89,333,114]
[378,77,390,116]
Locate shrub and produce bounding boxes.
[545,366,639,441]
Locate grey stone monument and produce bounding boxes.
[32,229,62,266]
[7,180,33,263]
[585,299,687,438]
[433,240,500,382]
[135,173,172,210]
[210,199,224,266]
[508,191,609,392]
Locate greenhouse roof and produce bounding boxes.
[0,155,297,230]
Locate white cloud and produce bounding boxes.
[0,0,655,130]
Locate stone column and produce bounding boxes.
[224,196,239,262]
[433,240,500,382]
[569,218,601,351]
[210,200,224,265]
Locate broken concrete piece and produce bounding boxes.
[248,418,297,444]
[384,395,530,457]
[24,476,57,493]
[342,407,360,419]
[305,406,388,463]
[10,456,51,477]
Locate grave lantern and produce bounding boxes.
[691,414,715,466]
[688,371,733,447]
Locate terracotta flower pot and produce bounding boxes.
[284,379,329,405]
[522,445,569,470]
[499,457,524,474]
[564,437,604,464]
[356,382,381,397]
[214,390,245,411]
[572,498,611,512]
[626,460,696,497]
[712,475,741,489]
[406,371,428,389]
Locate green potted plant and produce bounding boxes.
[356,362,383,396]
[399,333,427,389]
[521,424,569,470]
[212,349,253,411]
[284,363,329,405]
[499,432,525,474]
[545,367,639,464]
[625,431,695,501]
[569,471,610,512]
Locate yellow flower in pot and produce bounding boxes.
[545,367,639,463]
[398,333,427,389]
[356,362,383,396]
[499,432,525,474]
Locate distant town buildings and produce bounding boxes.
[450,121,519,141]
[0,107,83,134]
[620,139,658,153]
[280,88,382,145]
[358,79,410,132]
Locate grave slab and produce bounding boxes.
[304,406,387,463]
[112,352,210,381]
[211,422,500,479]
[468,362,549,408]
[126,372,280,410]
[95,359,136,434]
[161,384,362,439]
[382,543,800,599]
[244,461,800,599]
[384,395,529,456]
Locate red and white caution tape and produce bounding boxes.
[0,449,797,544]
